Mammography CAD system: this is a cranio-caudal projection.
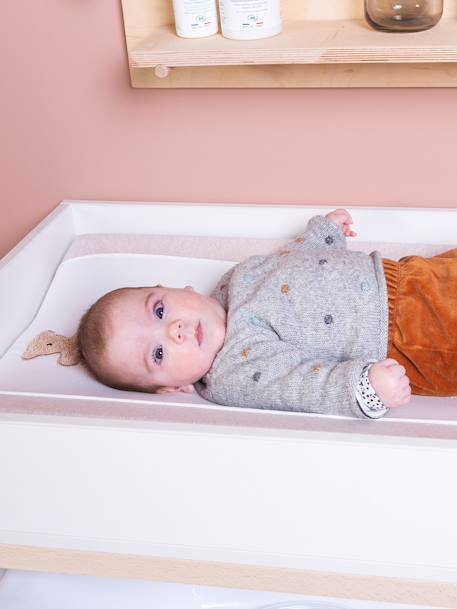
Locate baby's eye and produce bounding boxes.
[153,346,164,364]
[154,301,164,319]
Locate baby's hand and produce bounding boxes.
[326,208,357,238]
[368,359,412,408]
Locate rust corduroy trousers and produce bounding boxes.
[384,250,457,396]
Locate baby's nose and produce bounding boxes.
[168,319,186,344]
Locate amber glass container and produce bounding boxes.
[365,0,443,32]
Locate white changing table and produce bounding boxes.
[1,201,457,608]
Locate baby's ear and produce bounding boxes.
[156,384,195,395]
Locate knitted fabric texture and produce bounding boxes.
[196,215,389,419]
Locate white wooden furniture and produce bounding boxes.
[122,0,457,87]
[1,201,457,608]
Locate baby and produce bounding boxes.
[78,208,457,419]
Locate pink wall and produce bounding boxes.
[2,1,457,258]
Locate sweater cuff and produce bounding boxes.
[355,364,389,419]
[308,215,347,250]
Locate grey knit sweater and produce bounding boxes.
[196,215,389,419]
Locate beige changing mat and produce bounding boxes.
[63,233,454,263]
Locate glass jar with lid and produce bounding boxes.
[365,0,443,32]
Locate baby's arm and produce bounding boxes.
[283,208,356,253]
[204,340,391,419]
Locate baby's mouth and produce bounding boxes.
[195,322,203,346]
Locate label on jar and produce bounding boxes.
[173,0,218,37]
[220,0,281,32]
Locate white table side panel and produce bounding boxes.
[66,200,457,244]
[1,417,457,584]
[0,205,75,357]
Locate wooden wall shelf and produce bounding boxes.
[122,0,457,88]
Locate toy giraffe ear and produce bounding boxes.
[22,330,81,366]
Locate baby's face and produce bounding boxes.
[104,286,226,392]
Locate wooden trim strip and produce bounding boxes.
[0,544,455,607]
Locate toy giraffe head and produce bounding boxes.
[22,330,81,366]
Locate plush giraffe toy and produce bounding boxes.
[22,330,81,366]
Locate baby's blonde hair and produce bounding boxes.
[77,287,158,393]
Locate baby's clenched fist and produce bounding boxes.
[368,358,412,408]
[325,208,357,238]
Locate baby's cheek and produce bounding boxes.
[176,350,202,374]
